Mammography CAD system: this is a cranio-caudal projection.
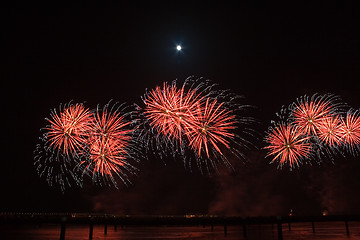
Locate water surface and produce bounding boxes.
[2,221,360,239]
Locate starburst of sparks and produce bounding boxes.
[292,94,337,136]
[88,138,127,175]
[186,98,237,158]
[317,115,343,147]
[139,77,255,172]
[44,103,93,157]
[264,93,360,167]
[36,101,139,190]
[142,81,203,142]
[83,103,136,186]
[35,77,257,190]
[265,123,311,168]
[339,110,360,148]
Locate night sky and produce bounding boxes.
[2,3,360,217]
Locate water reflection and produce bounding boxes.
[2,222,360,240]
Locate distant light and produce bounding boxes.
[176,45,182,51]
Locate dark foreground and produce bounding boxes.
[2,222,360,240]
[2,214,360,240]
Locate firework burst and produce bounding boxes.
[291,94,340,136]
[82,102,138,187]
[142,81,204,142]
[186,98,237,159]
[339,110,360,153]
[139,76,257,172]
[138,77,215,159]
[265,123,312,168]
[265,93,352,167]
[34,102,92,191]
[317,115,343,147]
[35,101,140,190]
[44,103,93,157]
[34,77,257,189]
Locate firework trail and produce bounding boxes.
[139,76,257,172]
[265,123,312,168]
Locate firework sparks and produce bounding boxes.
[34,102,92,191]
[34,138,84,192]
[291,94,339,136]
[139,77,256,172]
[186,98,237,158]
[34,77,257,189]
[265,123,311,168]
[83,102,137,186]
[35,101,139,190]
[339,110,360,148]
[142,81,203,142]
[87,138,128,180]
[265,93,349,166]
[44,103,93,157]
[317,115,343,147]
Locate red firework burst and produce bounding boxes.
[45,103,93,157]
[88,138,128,176]
[317,115,343,147]
[265,123,311,168]
[86,104,133,177]
[143,82,203,141]
[185,98,237,158]
[292,95,336,135]
[339,111,360,147]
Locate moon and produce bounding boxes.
[176,45,182,51]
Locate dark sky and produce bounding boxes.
[2,3,360,216]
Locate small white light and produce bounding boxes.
[176,45,182,51]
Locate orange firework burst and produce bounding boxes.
[186,98,237,158]
[292,94,338,136]
[317,115,343,147]
[45,103,93,157]
[265,123,311,168]
[142,81,204,141]
[139,77,256,171]
[84,102,135,186]
[339,110,360,148]
[88,138,128,176]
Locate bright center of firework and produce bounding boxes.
[176,45,182,51]
[65,128,73,136]
[201,125,209,133]
[286,144,291,149]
